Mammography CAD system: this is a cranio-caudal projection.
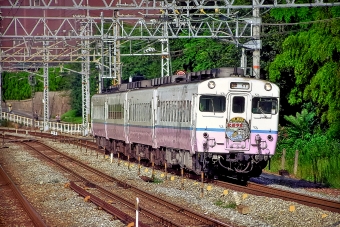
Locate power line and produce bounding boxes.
[262,16,340,26]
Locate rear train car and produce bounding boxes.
[91,67,280,180]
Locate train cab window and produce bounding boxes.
[252,97,278,114]
[199,95,226,112]
[232,96,245,113]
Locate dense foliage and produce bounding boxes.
[2,67,69,101]
[269,6,340,139]
[268,6,340,187]
[170,38,241,73]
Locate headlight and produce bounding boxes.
[208,81,216,89]
[264,83,272,91]
[203,132,209,138]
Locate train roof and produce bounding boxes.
[98,67,275,94]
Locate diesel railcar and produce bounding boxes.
[91,67,280,180]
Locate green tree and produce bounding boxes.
[3,72,32,100]
[269,6,340,138]
[170,38,240,73]
[284,109,315,141]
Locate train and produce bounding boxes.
[91,67,280,180]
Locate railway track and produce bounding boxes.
[16,139,235,227]
[3,129,340,215]
[0,164,47,226]
[213,180,340,214]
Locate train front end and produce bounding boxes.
[195,78,280,179]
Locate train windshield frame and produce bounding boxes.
[252,97,278,115]
[199,95,226,113]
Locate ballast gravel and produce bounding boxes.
[0,134,339,227]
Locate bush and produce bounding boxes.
[0,119,10,127]
[61,110,83,124]
[269,133,340,188]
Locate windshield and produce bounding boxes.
[252,97,278,114]
[199,95,226,112]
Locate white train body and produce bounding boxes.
[92,68,280,179]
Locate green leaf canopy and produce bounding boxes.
[269,7,340,132]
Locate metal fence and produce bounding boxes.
[1,112,92,136]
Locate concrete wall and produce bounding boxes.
[4,91,71,118]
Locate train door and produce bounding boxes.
[124,92,130,144]
[226,93,251,150]
[190,94,198,154]
[152,89,158,148]
[104,99,108,139]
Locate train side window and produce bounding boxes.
[184,101,187,122]
[188,100,191,122]
[170,101,175,122]
[170,101,173,122]
[140,104,142,121]
[138,104,141,121]
[199,95,226,112]
[163,101,166,121]
[175,101,178,122]
[138,103,140,121]
[145,103,149,121]
[142,103,145,121]
[166,101,170,122]
[232,96,245,113]
[179,101,183,122]
[149,102,151,120]
[132,103,135,121]
[171,101,175,122]
[108,105,111,119]
[160,102,163,121]
[129,103,131,121]
[112,105,115,119]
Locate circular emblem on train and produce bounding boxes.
[226,117,250,142]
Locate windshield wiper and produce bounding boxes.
[258,106,268,119]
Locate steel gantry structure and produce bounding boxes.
[1,0,339,135]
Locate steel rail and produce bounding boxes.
[213,180,340,214]
[0,165,47,227]
[246,182,340,213]
[69,182,149,227]
[19,140,235,227]
[5,130,340,214]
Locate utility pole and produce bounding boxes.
[160,7,170,78]
[99,12,104,94]
[113,9,121,85]
[81,0,91,136]
[43,11,50,131]
[28,74,37,125]
[252,0,261,79]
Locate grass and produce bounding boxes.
[152,177,163,184]
[61,110,82,124]
[267,154,340,188]
[214,199,237,209]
